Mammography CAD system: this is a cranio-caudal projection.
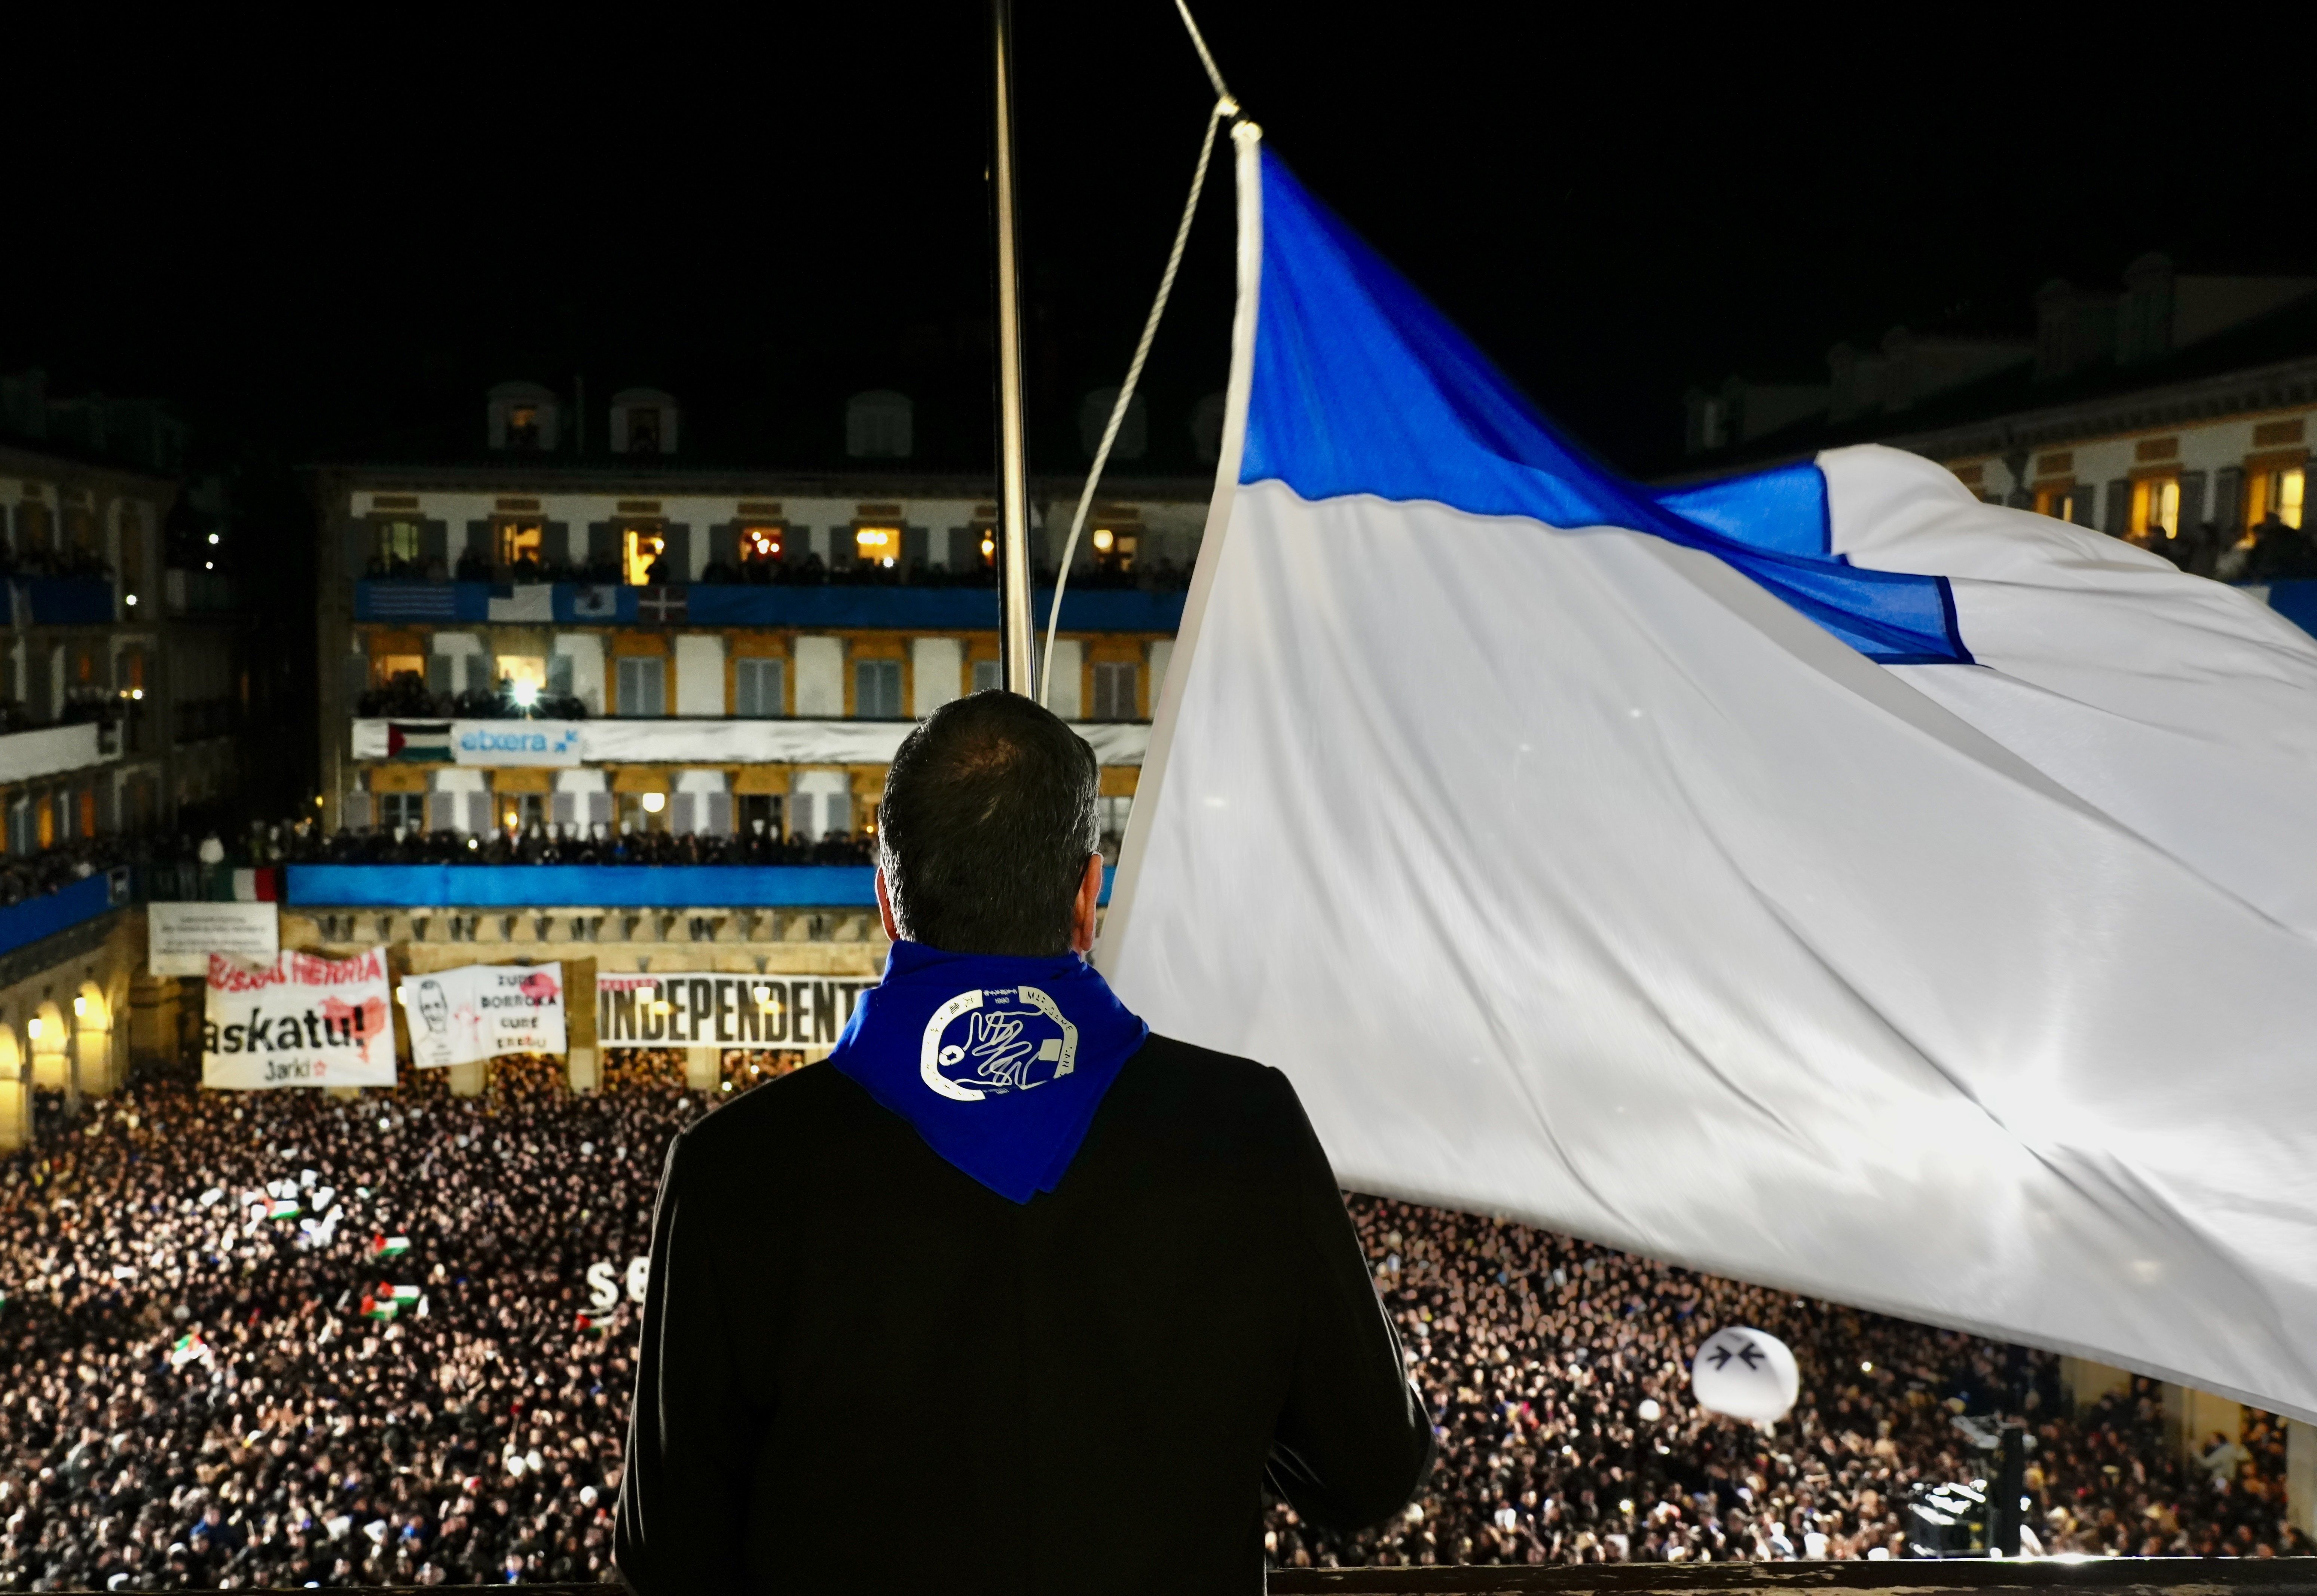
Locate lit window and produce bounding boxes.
[375,652,424,686]
[496,656,547,701]
[2247,465,2306,533]
[496,518,544,570]
[508,405,541,450]
[978,530,996,566]
[739,524,783,565]
[623,526,668,586]
[2032,485,2082,525]
[2131,477,2181,540]
[855,526,900,569]
[374,517,424,566]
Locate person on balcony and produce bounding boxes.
[617,690,1433,1594]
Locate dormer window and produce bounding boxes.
[610,389,681,456]
[487,382,560,451]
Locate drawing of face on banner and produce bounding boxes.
[397,964,567,1070]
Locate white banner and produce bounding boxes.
[400,962,567,1069]
[203,949,395,1090]
[149,902,279,977]
[597,969,875,1049]
[348,718,1150,769]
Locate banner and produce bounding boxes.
[597,970,875,1049]
[150,903,279,976]
[400,962,567,1069]
[346,718,1150,769]
[203,949,395,1089]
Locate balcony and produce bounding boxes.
[11,576,113,626]
[284,864,1114,907]
[354,578,1186,632]
[164,566,240,615]
[349,717,1150,767]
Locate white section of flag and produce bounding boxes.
[1102,454,2317,1423]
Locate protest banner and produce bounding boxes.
[596,970,876,1049]
[202,949,395,1089]
[397,962,567,1069]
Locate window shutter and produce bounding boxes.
[546,652,574,699]
[542,522,571,568]
[421,520,449,566]
[669,793,696,834]
[2212,466,2245,533]
[465,792,493,833]
[464,521,490,563]
[825,789,853,835]
[706,792,733,835]
[2177,470,2209,533]
[2069,488,2096,528]
[660,524,691,582]
[587,791,613,828]
[426,793,456,831]
[425,654,452,694]
[342,791,373,828]
[903,526,928,570]
[2104,479,2130,536]
[551,791,575,827]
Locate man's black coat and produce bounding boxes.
[615,1033,1434,1594]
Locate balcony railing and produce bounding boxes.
[348,717,1151,767]
[285,863,1113,907]
[354,578,1186,631]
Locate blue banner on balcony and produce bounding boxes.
[17,578,114,626]
[284,863,1114,909]
[0,872,117,960]
[355,580,1184,633]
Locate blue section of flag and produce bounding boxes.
[1242,150,1971,666]
[283,864,1116,909]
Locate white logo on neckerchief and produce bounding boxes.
[919,986,1079,1103]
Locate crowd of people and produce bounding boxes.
[0,1052,2303,1589]
[0,840,119,912]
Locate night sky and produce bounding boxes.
[7,10,2309,484]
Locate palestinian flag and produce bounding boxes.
[388,1285,421,1306]
[360,1294,396,1322]
[371,1235,411,1260]
[268,1198,301,1221]
[386,722,452,762]
[170,1332,205,1368]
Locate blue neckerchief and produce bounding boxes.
[829,941,1150,1203]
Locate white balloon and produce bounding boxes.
[1689,1326,1800,1424]
[1636,1398,1663,1422]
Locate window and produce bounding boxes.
[5,799,28,855]
[546,652,575,699]
[375,518,423,566]
[375,651,424,687]
[16,501,50,553]
[616,656,666,717]
[623,524,668,586]
[508,405,542,450]
[1091,661,1139,720]
[735,657,786,717]
[1091,526,1139,574]
[496,656,547,708]
[2131,477,2181,540]
[853,525,901,569]
[972,659,1002,694]
[627,407,663,455]
[854,659,902,719]
[738,524,783,565]
[2247,465,2306,531]
[378,791,426,833]
[495,518,544,571]
[2033,484,2084,524]
[63,505,94,552]
[1097,794,1133,860]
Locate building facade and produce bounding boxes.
[1679,254,2317,605]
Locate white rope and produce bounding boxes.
[1173,0,1235,107]
[1040,96,1232,708]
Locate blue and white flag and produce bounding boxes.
[1102,125,2317,1421]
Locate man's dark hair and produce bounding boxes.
[878,690,1100,955]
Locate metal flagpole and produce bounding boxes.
[989,0,1036,694]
